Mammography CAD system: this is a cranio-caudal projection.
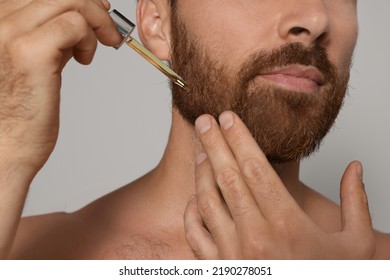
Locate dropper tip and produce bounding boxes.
[174,79,191,93]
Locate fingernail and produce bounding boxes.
[195,115,211,134]
[101,0,111,10]
[195,153,207,165]
[219,111,234,130]
[356,161,363,181]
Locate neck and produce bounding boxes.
[147,108,304,216]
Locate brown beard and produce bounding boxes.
[169,9,350,164]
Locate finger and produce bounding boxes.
[4,0,120,45]
[339,161,374,233]
[218,111,299,217]
[337,161,376,258]
[11,11,98,74]
[340,161,372,230]
[99,0,111,11]
[195,153,238,254]
[0,0,34,19]
[184,195,218,259]
[72,25,98,65]
[47,12,98,65]
[195,114,264,224]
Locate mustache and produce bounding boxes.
[240,42,337,85]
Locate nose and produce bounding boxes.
[277,0,330,46]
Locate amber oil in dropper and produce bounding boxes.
[109,9,189,92]
[126,38,189,92]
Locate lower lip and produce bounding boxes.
[259,74,320,93]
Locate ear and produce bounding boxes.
[137,0,172,61]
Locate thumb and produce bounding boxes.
[339,161,376,258]
[340,161,372,232]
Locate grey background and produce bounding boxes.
[22,1,390,232]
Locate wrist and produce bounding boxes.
[0,149,42,184]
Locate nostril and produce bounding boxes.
[290,26,309,36]
[316,32,329,45]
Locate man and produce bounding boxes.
[0,0,385,259]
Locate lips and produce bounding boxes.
[258,65,325,93]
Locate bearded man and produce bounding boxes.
[0,0,387,259]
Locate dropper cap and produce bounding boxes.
[110,9,135,49]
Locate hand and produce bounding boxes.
[184,111,375,259]
[0,0,121,171]
[0,0,121,258]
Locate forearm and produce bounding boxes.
[0,158,36,259]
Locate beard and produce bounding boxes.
[169,11,350,164]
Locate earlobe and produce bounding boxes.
[137,0,172,61]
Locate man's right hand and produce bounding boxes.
[0,0,121,258]
[0,0,121,170]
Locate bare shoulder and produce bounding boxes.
[9,189,194,259]
[301,183,342,232]
[9,191,135,259]
[9,211,98,259]
[9,181,141,259]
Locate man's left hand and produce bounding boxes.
[183,111,375,259]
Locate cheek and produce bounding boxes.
[176,2,273,69]
[327,4,358,72]
[328,19,358,75]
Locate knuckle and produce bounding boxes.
[241,157,266,180]
[215,168,247,205]
[240,157,283,204]
[197,192,218,217]
[202,136,220,154]
[59,11,88,32]
[216,167,240,189]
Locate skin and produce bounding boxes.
[0,0,121,258]
[0,0,388,259]
[186,112,373,259]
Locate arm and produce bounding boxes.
[184,111,375,259]
[0,0,121,258]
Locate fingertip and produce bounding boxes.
[354,160,364,182]
[96,13,123,47]
[98,28,122,47]
[340,161,372,232]
[219,111,234,130]
[195,115,212,135]
[74,49,95,65]
[100,0,111,10]
[341,161,364,190]
[73,36,98,65]
[345,160,363,181]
